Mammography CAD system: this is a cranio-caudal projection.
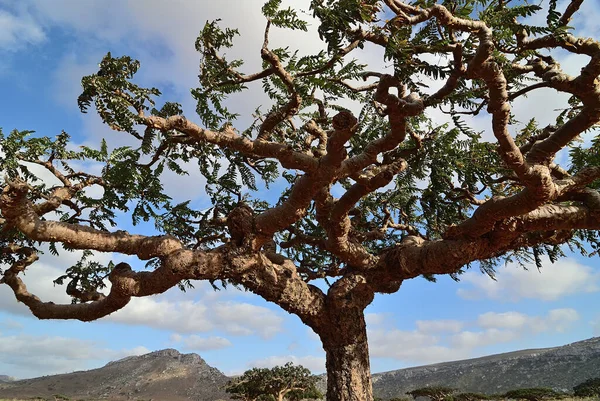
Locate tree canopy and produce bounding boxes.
[1,0,599,400]
[408,386,456,401]
[226,362,322,401]
[573,377,600,397]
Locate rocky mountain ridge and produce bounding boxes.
[0,348,230,401]
[370,336,600,399]
[1,337,599,400]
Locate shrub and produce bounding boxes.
[408,386,456,401]
[502,387,562,401]
[452,392,490,401]
[573,377,600,397]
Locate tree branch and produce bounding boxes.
[143,115,319,172]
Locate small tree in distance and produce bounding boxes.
[408,386,456,401]
[452,392,490,401]
[226,362,322,401]
[1,0,600,400]
[502,388,562,401]
[573,377,600,398]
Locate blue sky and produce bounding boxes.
[0,0,599,380]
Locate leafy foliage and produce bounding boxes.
[2,1,600,400]
[408,386,456,401]
[502,388,563,401]
[1,0,598,301]
[225,362,321,401]
[573,377,600,397]
[451,393,491,401]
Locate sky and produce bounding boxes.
[0,0,599,380]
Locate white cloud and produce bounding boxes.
[452,309,579,349]
[0,318,23,330]
[0,333,148,379]
[0,244,283,340]
[108,297,283,339]
[416,319,463,334]
[366,312,387,326]
[368,308,581,366]
[475,308,580,336]
[172,334,232,351]
[457,257,600,302]
[0,245,114,316]
[0,9,45,51]
[368,328,469,364]
[546,308,580,332]
[478,311,530,330]
[450,328,519,349]
[51,52,101,109]
[248,354,326,374]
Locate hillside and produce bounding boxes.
[1,337,599,400]
[371,337,600,399]
[0,349,230,401]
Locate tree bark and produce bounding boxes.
[318,308,373,401]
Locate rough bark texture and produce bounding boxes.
[2,0,600,400]
[319,309,373,401]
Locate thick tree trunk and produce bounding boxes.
[318,308,373,401]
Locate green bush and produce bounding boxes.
[502,387,562,401]
[408,386,456,401]
[573,377,600,397]
[452,392,490,401]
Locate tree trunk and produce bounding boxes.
[318,308,373,401]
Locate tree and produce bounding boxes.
[1,0,599,400]
[408,386,456,401]
[226,362,322,401]
[573,376,600,397]
[502,388,562,401]
[452,393,490,401]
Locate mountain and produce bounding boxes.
[370,337,600,399]
[1,337,599,400]
[0,349,230,401]
[0,375,14,383]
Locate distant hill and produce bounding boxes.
[370,336,600,399]
[0,349,230,401]
[1,337,599,400]
[0,375,14,383]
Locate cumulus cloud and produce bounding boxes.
[452,309,579,349]
[457,257,600,302]
[416,319,464,334]
[0,318,23,330]
[366,313,388,326]
[108,298,283,339]
[450,328,520,350]
[0,9,45,51]
[369,328,469,364]
[248,354,326,374]
[368,308,581,366]
[0,243,283,340]
[0,333,148,379]
[171,334,232,351]
[0,246,113,316]
[477,311,530,330]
